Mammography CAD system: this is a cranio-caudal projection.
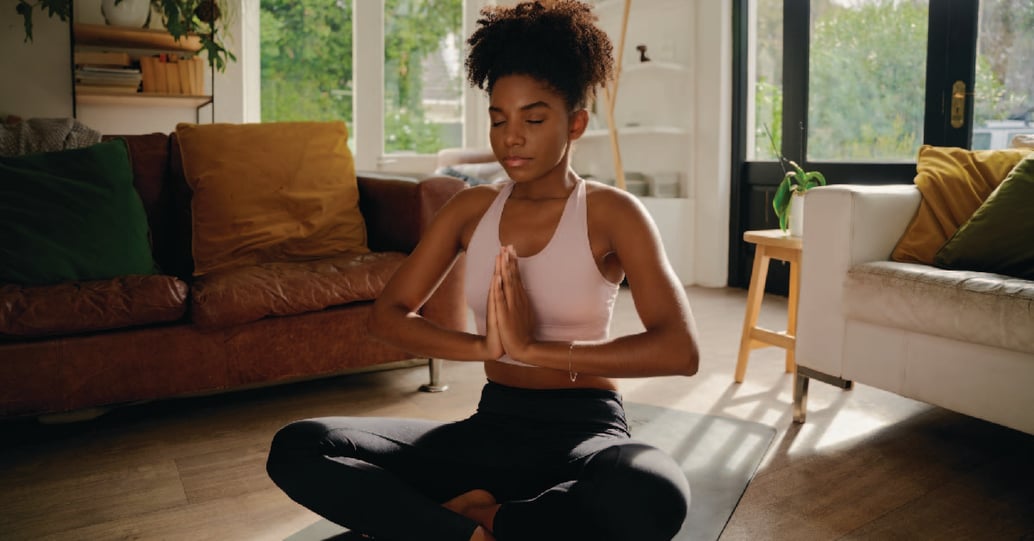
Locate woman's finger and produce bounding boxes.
[501,246,517,311]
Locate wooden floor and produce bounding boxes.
[2,286,1033,540]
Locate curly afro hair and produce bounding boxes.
[465,1,615,111]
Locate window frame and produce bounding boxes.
[352,0,489,173]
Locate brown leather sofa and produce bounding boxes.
[0,132,467,420]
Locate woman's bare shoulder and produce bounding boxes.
[442,182,506,217]
[432,183,508,250]
[584,180,649,218]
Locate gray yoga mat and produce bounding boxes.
[288,402,776,541]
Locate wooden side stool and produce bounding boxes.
[735,229,802,383]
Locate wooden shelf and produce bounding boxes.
[74,23,201,53]
[623,61,687,75]
[582,126,688,139]
[76,92,212,108]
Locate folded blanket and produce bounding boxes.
[0,117,102,157]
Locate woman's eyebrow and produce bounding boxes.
[488,101,552,113]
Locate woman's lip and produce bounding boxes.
[503,157,530,167]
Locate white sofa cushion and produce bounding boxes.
[844,260,1034,354]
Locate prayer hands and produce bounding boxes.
[487,245,536,361]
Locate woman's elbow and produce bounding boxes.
[678,335,700,376]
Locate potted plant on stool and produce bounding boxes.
[764,124,826,236]
[773,160,826,236]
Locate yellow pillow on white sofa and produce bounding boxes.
[890,145,1030,265]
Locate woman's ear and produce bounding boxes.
[569,109,590,140]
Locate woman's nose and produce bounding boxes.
[504,124,525,147]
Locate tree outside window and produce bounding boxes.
[259,0,463,154]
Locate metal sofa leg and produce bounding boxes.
[418,358,448,392]
[793,366,854,424]
[793,372,809,424]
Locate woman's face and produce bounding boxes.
[488,74,583,184]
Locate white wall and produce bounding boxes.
[1,7,73,119]
[692,0,733,287]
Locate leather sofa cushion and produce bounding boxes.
[845,261,1034,354]
[0,275,188,337]
[191,251,407,329]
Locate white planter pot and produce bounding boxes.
[789,194,805,237]
[102,0,152,28]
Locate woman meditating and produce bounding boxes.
[266,2,699,540]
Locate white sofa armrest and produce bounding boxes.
[795,184,921,375]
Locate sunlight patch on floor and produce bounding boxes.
[787,399,914,455]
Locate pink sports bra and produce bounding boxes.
[464,178,620,367]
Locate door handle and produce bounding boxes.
[951,80,966,129]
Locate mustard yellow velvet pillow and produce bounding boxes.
[891,145,1031,264]
[176,121,368,276]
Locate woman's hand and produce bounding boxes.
[493,245,537,361]
[483,261,505,361]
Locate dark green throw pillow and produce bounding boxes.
[934,153,1034,280]
[0,139,157,286]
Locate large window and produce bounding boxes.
[259,0,465,160]
[747,0,931,163]
[731,0,1033,290]
[384,0,464,154]
[806,0,929,162]
[744,0,1032,163]
[259,1,354,128]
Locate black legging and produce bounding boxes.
[266,381,690,541]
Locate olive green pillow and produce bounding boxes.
[0,139,157,286]
[891,145,1030,265]
[934,153,1034,279]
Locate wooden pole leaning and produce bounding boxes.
[600,0,631,191]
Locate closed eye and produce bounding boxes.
[527,120,544,124]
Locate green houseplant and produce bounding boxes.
[15,0,235,71]
[764,124,826,234]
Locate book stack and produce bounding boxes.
[140,55,206,96]
[74,51,142,95]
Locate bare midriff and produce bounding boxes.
[484,361,617,391]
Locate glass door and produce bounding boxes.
[730,0,997,291]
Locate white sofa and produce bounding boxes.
[793,184,1034,435]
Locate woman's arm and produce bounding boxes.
[494,188,699,378]
[369,188,502,362]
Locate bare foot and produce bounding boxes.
[443,489,501,534]
[444,488,496,514]
[470,525,497,541]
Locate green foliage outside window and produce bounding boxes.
[808,0,928,161]
[755,0,1033,162]
[260,0,353,127]
[260,0,462,154]
[974,0,1034,127]
[384,0,462,153]
[754,77,782,161]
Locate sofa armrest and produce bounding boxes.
[356,173,468,334]
[796,184,921,375]
[357,173,466,254]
